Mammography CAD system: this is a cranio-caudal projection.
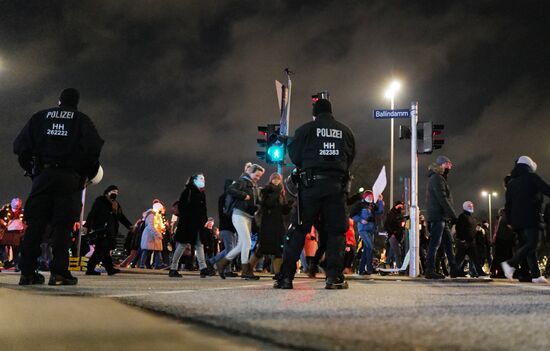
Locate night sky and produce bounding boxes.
[1,1,549,222]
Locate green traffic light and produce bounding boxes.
[267,144,285,162]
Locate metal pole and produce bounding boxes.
[487,197,493,240]
[390,97,395,208]
[76,187,87,260]
[409,101,419,277]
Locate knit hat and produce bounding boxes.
[435,155,451,165]
[312,99,332,116]
[103,185,118,195]
[517,155,537,172]
[59,88,80,108]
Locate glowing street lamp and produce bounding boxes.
[481,190,498,236]
[385,80,401,207]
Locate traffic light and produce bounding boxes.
[432,124,445,150]
[257,124,287,164]
[266,124,286,164]
[256,125,268,161]
[417,121,445,154]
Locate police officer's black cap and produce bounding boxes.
[103,185,118,195]
[313,99,332,116]
[59,88,80,108]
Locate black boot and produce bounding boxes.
[49,272,78,286]
[325,276,349,290]
[168,269,182,278]
[273,276,293,289]
[425,271,445,279]
[241,263,260,280]
[85,270,101,276]
[19,272,45,285]
[107,268,121,276]
[215,258,230,279]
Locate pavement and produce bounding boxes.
[1,269,550,351]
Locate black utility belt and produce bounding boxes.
[42,162,69,169]
[298,169,347,188]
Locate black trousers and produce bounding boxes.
[87,238,115,273]
[455,240,478,271]
[281,179,348,280]
[20,168,82,276]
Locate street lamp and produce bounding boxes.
[481,190,498,236]
[385,80,401,207]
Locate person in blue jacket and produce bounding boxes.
[352,190,384,275]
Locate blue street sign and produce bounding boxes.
[373,109,411,119]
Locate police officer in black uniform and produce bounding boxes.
[275,98,355,289]
[13,88,104,286]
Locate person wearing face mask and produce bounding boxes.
[170,174,214,278]
[351,190,384,275]
[502,156,550,283]
[84,185,132,276]
[248,173,292,278]
[215,163,265,280]
[424,155,461,279]
[455,201,479,277]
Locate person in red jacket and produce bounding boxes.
[343,218,356,274]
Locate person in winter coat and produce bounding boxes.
[352,190,384,275]
[169,174,213,278]
[343,218,356,274]
[384,201,407,269]
[84,185,132,276]
[424,155,460,279]
[475,222,491,276]
[208,180,239,278]
[455,201,479,277]
[139,202,165,269]
[120,218,145,268]
[489,208,516,278]
[215,163,265,280]
[249,173,292,277]
[502,156,550,283]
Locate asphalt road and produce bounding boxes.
[2,270,550,351]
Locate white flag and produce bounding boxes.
[372,166,387,202]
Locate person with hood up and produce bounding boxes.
[501,156,550,283]
[84,185,132,276]
[424,155,461,279]
[455,201,479,277]
[169,174,213,278]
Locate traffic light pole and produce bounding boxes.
[409,101,420,277]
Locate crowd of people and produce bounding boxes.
[5,88,550,288]
[3,156,550,283]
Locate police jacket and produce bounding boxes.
[288,112,355,175]
[455,211,476,242]
[226,174,261,217]
[425,163,457,222]
[13,105,104,178]
[505,163,550,230]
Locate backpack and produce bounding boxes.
[223,193,236,216]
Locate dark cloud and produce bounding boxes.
[1,1,549,220]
